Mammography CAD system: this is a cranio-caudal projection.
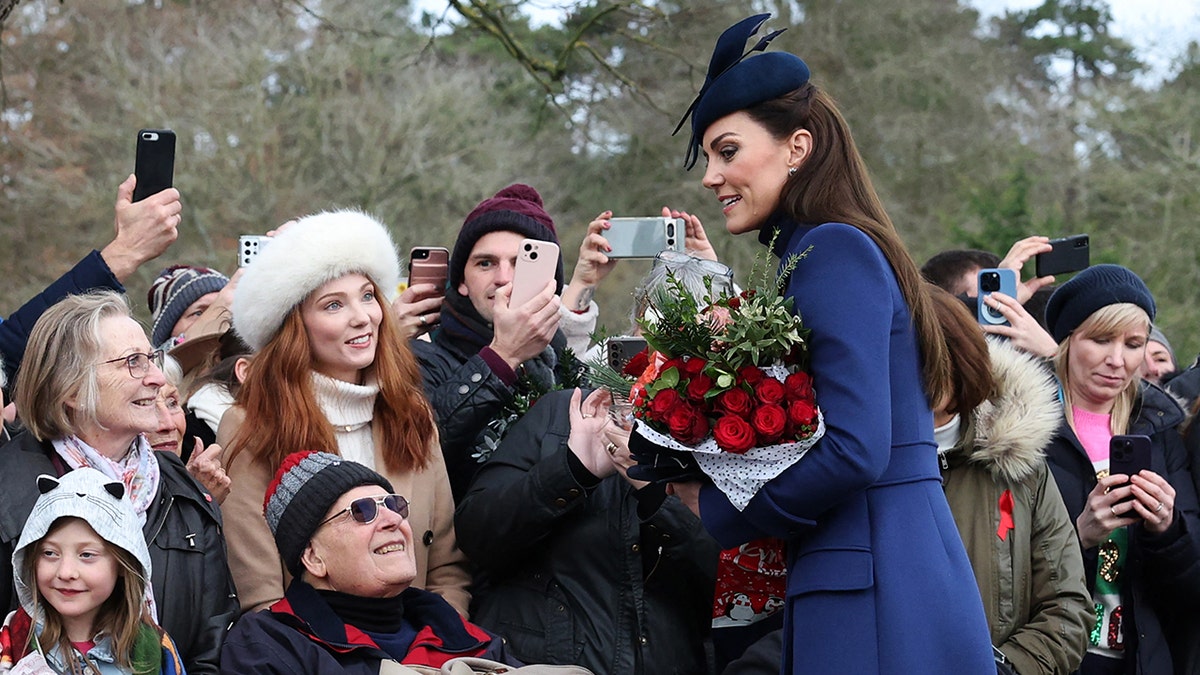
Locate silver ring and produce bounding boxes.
[1156,501,1165,513]
[418,315,426,326]
[606,442,617,455]
[582,413,593,419]
[1110,505,1119,518]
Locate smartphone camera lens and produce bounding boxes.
[414,250,428,259]
[981,273,1000,293]
[666,222,676,237]
[529,251,538,260]
[524,243,533,252]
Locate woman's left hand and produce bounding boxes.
[1128,470,1176,534]
[978,291,1058,358]
[666,481,703,518]
[561,211,617,313]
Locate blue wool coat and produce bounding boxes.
[698,217,995,674]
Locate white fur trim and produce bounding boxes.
[233,210,400,351]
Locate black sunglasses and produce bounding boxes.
[318,494,409,528]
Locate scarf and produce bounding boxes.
[53,435,161,526]
[317,589,407,634]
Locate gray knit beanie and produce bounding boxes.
[262,451,394,575]
[148,265,229,349]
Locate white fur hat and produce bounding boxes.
[13,468,153,618]
[233,210,401,351]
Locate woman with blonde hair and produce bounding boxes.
[217,210,470,615]
[1041,264,1200,675]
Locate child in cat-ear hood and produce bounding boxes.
[0,468,185,675]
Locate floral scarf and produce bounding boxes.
[52,435,161,526]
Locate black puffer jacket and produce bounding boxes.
[455,389,719,675]
[1043,384,1200,675]
[412,328,576,502]
[0,431,239,675]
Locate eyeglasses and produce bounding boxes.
[98,350,165,379]
[318,494,410,528]
[653,250,735,281]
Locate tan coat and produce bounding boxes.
[217,407,472,616]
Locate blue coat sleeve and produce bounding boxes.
[700,224,899,546]
[0,251,122,384]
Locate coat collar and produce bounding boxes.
[954,338,1061,483]
[270,580,489,657]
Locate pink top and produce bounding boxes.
[1072,405,1113,466]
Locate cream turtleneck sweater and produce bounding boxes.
[312,372,379,469]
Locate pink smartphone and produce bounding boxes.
[408,246,449,292]
[510,239,559,307]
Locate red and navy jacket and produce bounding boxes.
[218,580,515,674]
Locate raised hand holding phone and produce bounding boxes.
[489,239,561,370]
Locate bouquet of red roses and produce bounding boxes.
[595,247,823,510]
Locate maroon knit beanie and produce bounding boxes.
[449,184,562,292]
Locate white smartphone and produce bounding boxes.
[977,268,1017,327]
[605,217,685,258]
[238,235,271,267]
[510,239,560,307]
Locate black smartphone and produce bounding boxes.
[133,129,176,202]
[1110,434,1152,509]
[607,336,648,372]
[1035,234,1089,278]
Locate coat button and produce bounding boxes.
[422,530,434,546]
[470,373,483,383]
[631,544,640,552]
[567,488,581,498]
[554,498,568,508]
[458,385,470,395]
[639,636,648,645]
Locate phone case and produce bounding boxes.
[976,268,1018,326]
[607,337,648,371]
[408,246,450,291]
[1109,434,1152,480]
[1035,234,1089,277]
[605,217,685,258]
[510,239,560,307]
[239,235,270,267]
[133,129,176,202]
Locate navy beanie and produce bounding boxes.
[449,184,562,293]
[1044,264,1155,343]
[675,14,810,170]
[263,451,394,575]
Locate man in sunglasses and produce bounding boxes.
[219,450,526,674]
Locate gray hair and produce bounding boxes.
[15,291,136,441]
[630,252,735,332]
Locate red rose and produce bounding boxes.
[667,403,709,445]
[715,388,754,418]
[622,349,650,377]
[737,365,765,386]
[784,371,813,401]
[661,357,687,377]
[681,357,708,379]
[685,374,714,403]
[727,295,741,310]
[648,388,684,422]
[752,403,788,444]
[713,415,756,454]
[787,399,818,430]
[754,378,787,406]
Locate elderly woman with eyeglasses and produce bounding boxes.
[0,290,239,675]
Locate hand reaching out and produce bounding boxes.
[102,174,182,282]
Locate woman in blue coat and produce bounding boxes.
[666,14,995,673]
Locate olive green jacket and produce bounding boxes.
[940,338,1092,675]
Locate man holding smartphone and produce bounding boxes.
[411,184,586,503]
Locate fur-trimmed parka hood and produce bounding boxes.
[956,338,1062,483]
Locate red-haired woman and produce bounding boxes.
[217,210,470,615]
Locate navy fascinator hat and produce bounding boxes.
[675,14,811,170]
